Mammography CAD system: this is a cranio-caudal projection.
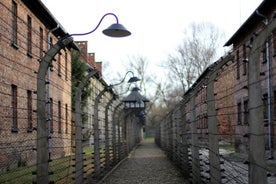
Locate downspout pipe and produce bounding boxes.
[256,10,273,159]
[46,24,60,159]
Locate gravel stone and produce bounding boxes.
[99,139,188,184]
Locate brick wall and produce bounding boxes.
[230,5,276,154]
[0,0,72,170]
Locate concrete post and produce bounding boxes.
[104,96,115,170]
[160,120,164,149]
[74,69,97,183]
[207,66,221,184]
[124,111,130,153]
[132,118,135,149]
[247,18,276,184]
[180,100,190,179]
[36,37,73,184]
[112,103,122,164]
[172,109,177,162]
[248,39,267,184]
[117,113,122,160]
[117,109,126,161]
[190,94,201,184]
[165,116,169,153]
[93,87,109,177]
[122,111,128,157]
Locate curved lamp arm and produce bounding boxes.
[68,13,131,38]
[111,71,140,87]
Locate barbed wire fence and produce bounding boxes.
[155,18,276,184]
[0,2,142,183]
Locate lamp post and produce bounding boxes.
[112,71,140,87]
[104,94,117,170]
[36,13,130,184]
[111,102,123,164]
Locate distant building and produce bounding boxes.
[184,56,235,146]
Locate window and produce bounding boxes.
[273,31,276,57]
[236,50,240,79]
[11,84,18,132]
[58,53,61,77]
[244,100,248,125]
[11,0,18,47]
[58,101,61,133]
[27,90,33,132]
[196,116,200,129]
[27,15,32,56]
[203,114,208,129]
[263,94,268,120]
[242,44,247,75]
[237,102,242,125]
[262,44,267,64]
[39,27,43,58]
[65,104,68,134]
[274,91,276,119]
[50,98,53,133]
[65,52,68,80]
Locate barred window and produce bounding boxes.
[39,27,44,58]
[65,52,68,80]
[263,94,268,120]
[65,104,68,134]
[274,91,276,119]
[242,44,247,75]
[11,0,18,46]
[237,102,242,125]
[11,84,18,132]
[27,15,32,56]
[244,100,248,125]
[58,53,61,77]
[273,31,276,57]
[236,50,240,79]
[58,101,62,133]
[27,90,33,132]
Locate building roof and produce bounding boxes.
[22,0,78,50]
[224,0,274,46]
[184,54,234,96]
[122,87,149,102]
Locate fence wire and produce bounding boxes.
[155,18,276,184]
[0,1,142,183]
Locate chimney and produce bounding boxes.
[75,41,88,61]
[87,53,95,67]
[95,62,102,75]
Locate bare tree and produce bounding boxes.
[126,55,150,96]
[123,55,167,119]
[165,22,225,94]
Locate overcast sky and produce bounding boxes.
[41,0,263,83]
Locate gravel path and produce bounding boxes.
[99,139,188,184]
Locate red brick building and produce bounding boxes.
[0,0,76,171]
[224,0,276,156]
[183,56,235,145]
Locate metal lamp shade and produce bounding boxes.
[128,76,140,83]
[102,23,131,37]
